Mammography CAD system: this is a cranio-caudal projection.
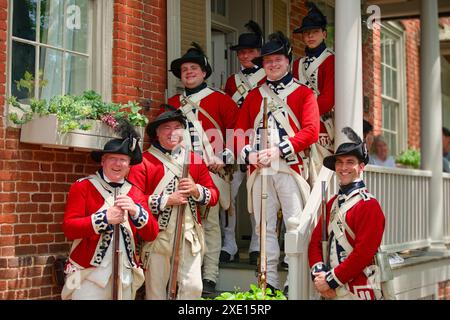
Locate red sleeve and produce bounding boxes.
[234,90,259,156]
[129,187,159,242]
[224,75,236,98]
[63,181,99,240]
[190,152,219,207]
[333,199,385,284]
[308,197,335,267]
[292,58,300,81]
[317,55,335,115]
[219,93,240,155]
[287,86,320,153]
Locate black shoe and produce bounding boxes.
[266,283,279,294]
[249,251,259,265]
[283,285,289,298]
[219,250,239,263]
[280,261,288,270]
[202,279,216,294]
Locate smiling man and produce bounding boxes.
[62,121,159,300]
[234,31,319,293]
[308,127,386,300]
[128,108,219,300]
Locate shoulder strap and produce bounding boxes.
[147,146,181,195]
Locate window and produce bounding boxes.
[211,0,227,18]
[380,22,406,156]
[9,0,94,103]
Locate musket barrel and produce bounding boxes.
[112,188,121,300]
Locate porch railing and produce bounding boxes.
[364,165,432,253]
[444,172,450,244]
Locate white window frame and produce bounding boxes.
[6,0,112,105]
[380,21,407,155]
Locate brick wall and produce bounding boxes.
[439,280,450,300]
[112,0,166,122]
[290,0,307,60]
[0,0,166,300]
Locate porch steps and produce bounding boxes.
[215,251,288,293]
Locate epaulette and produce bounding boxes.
[76,176,90,183]
[359,188,374,201]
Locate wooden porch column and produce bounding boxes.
[335,0,364,144]
[420,0,445,250]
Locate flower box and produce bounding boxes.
[20,114,145,151]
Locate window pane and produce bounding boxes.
[12,0,38,41]
[386,68,392,97]
[65,0,90,53]
[392,70,397,99]
[40,0,64,48]
[383,101,390,130]
[39,47,63,100]
[391,40,397,67]
[11,41,36,101]
[381,65,386,96]
[65,53,88,95]
[217,0,226,16]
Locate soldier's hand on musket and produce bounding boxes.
[167,190,189,206]
[114,194,136,217]
[257,147,280,167]
[178,177,200,199]
[208,155,225,174]
[313,271,331,293]
[248,152,264,169]
[107,206,126,225]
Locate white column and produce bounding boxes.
[166,0,181,98]
[335,0,363,144]
[420,0,445,250]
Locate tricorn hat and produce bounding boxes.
[170,42,212,80]
[146,105,187,140]
[91,119,143,165]
[294,2,327,33]
[230,20,264,51]
[323,127,369,171]
[251,31,292,67]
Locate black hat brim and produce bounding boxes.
[170,57,212,80]
[251,45,286,67]
[323,143,369,171]
[91,139,142,165]
[230,44,261,51]
[146,113,187,140]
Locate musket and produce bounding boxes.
[321,181,328,267]
[167,144,190,300]
[112,188,123,300]
[258,97,268,294]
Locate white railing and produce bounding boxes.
[444,173,450,244]
[364,165,432,253]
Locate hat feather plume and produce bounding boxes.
[342,127,362,145]
[190,42,206,56]
[115,118,141,152]
[245,20,263,39]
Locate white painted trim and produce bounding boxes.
[166,0,181,98]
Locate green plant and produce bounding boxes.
[396,148,421,169]
[7,90,148,133]
[15,70,48,99]
[207,284,287,300]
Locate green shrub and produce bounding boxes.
[209,284,287,300]
[396,148,421,169]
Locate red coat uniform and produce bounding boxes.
[308,189,385,299]
[127,150,219,224]
[224,70,266,107]
[293,53,335,151]
[63,178,159,269]
[235,79,320,176]
[168,87,239,161]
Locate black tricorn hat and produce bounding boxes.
[170,42,212,80]
[294,2,327,33]
[91,119,142,165]
[323,127,369,171]
[146,106,187,140]
[252,31,292,67]
[230,20,264,51]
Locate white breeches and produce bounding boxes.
[252,172,303,289]
[71,275,134,300]
[145,233,203,300]
[202,203,221,282]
